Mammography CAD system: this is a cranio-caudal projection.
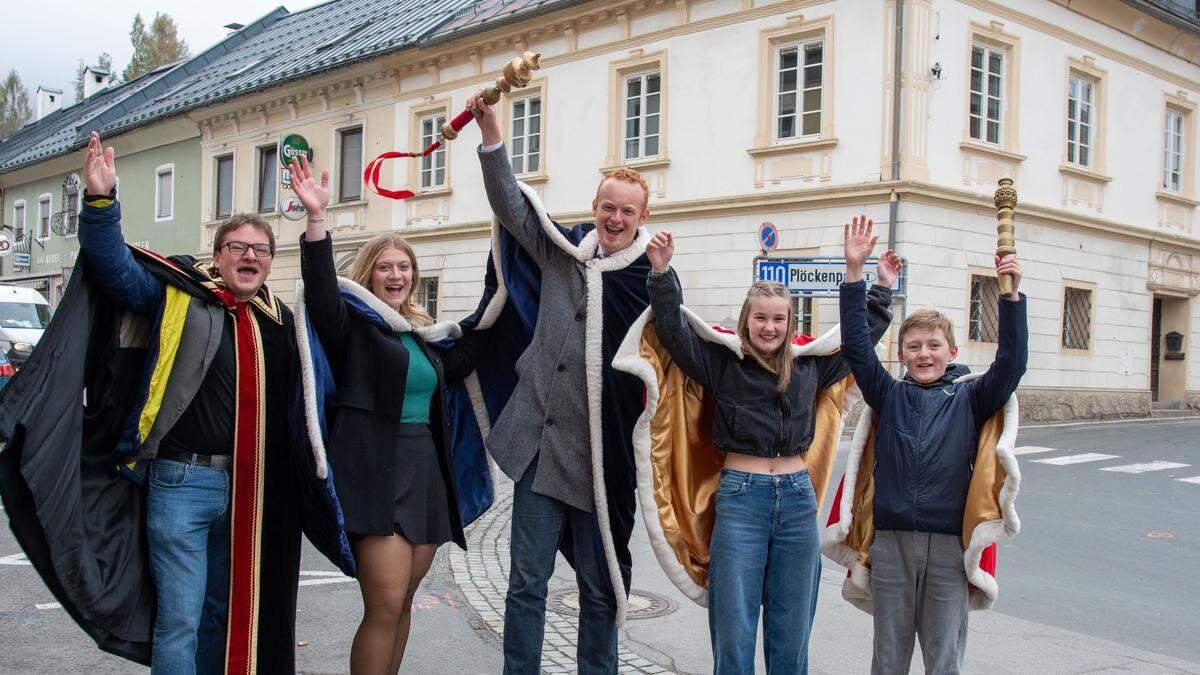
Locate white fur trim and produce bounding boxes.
[613,305,848,607]
[473,219,509,331]
[293,281,329,480]
[820,370,1021,613]
[505,180,653,626]
[292,276,463,480]
[464,372,501,490]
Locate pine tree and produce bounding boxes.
[0,70,33,140]
[123,12,189,81]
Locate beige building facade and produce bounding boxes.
[193,0,1200,420]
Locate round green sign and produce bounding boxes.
[278,133,313,168]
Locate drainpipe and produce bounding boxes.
[889,0,907,373]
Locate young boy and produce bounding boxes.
[837,216,1028,674]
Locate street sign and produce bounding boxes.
[755,256,902,297]
[0,231,11,257]
[279,196,307,221]
[278,134,313,169]
[758,222,779,252]
[12,252,30,269]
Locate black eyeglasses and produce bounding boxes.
[221,241,274,258]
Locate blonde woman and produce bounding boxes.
[289,155,480,673]
[644,226,899,674]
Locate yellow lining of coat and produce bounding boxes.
[137,285,189,442]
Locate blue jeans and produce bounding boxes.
[503,457,617,674]
[146,457,231,675]
[708,468,822,675]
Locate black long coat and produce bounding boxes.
[299,234,472,548]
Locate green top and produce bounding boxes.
[399,333,437,423]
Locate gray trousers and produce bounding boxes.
[870,530,970,675]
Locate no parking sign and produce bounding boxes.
[758,222,779,252]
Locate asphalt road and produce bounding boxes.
[995,417,1200,664]
[1,417,1197,672]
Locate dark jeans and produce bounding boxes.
[708,468,822,675]
[503,456,618,674]
[145,457,231,675]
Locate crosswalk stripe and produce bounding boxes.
[1178,476,1200,485]
[1014,446,1059,455]
[1101,461,1190,474]
[1032,453,1120,466]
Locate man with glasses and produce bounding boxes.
[0,132,334,673]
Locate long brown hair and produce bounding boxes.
[348,232,433,328]
[736,280,796,392]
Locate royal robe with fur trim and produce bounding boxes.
[0,250,347,669]
[612,311,860,606]
[820,372,1021,612]
[471,179,653,625]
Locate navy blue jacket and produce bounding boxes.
[839,280,1027,535]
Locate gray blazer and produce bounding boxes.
[478,145,645,513]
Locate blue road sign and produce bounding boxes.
[758,222,779,252]
[755,257,903,297]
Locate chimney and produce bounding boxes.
[35,86,63,120]
[83,66,112,98]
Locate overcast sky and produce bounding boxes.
[0,0,316,99]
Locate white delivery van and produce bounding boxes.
[0,284,53,370]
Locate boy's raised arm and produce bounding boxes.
[838,216,897,411]
[970,254,1029,423]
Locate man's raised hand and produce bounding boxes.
[647,230,674,274]
[83,132,117,196]
[466,91,502,147]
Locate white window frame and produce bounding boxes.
[419,114,447,190]
[1066,74,1094,169]
[510,94,543,176]
[214,153,235,221]
[335,124,365,203]
[622,71,662,162]
[1163,108,1185,193]
[155,164,174,222]
[969,44,1005,146]
[36,193,52,241]
[256,145,278,214]
[12,199,26,242]
[774,39,824,142]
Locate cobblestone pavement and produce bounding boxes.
[447,480,669,674]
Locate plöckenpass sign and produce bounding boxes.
[755,257,902,297]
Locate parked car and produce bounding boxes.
[0,284,53,371]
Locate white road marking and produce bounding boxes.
[1032,453,1121,466]
[1101,461,1190,474]
[1177,476,1200,485]
[298,570,353,587]
[0,553,31,566]
[299,577,355,587]
[1014,446,1059,456]
[35,602,61,610]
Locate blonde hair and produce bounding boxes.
[737,280,796,393]
[899,308,956,350]
[594,167,650,213]
[348,232,433,328]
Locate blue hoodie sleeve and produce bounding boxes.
[969,293,1028,424]
[77,198,164,317]
[838,280,896,411]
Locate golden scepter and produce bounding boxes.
[364,51,542,199]
[994,177,1018,296]
[441,51,542,140]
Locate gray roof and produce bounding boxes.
[100,0,477,136]
[424,0,587,44]
[0,0,567,174]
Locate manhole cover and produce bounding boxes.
[1146,531,1175,539]
[547,588,677,620]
